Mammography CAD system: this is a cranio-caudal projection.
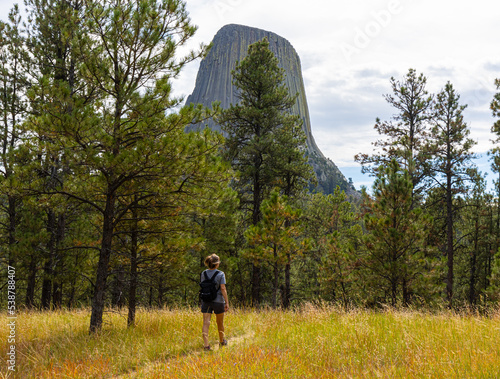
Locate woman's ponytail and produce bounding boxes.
[204,254,221,269]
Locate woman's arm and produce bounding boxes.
[220,284,229,311]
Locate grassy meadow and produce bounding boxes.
[1,305,500,378]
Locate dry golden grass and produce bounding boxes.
[1,305,499,378]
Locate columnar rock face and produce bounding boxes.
[185,24,356,195]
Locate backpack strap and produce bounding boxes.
[203,270,220,282]
[209,270,219,282]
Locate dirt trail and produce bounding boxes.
[211,329,255,352]
[114,330,255,378]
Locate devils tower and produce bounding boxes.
[185,24,356,195]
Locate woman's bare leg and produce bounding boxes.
[215,312,225,343]
[202,313,211,347]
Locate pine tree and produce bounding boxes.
[362,160,432,307]
[22,0,89,310]
[0,5,29,279]
[491,78,500,134]
[489,78,500,259]
[303,189,362,307]
[217,38,313,306]
[485,78,500,305]
[427,82,476,308]
[244,191,307,308]
[22,0,226,333]
[273,117,314,308]
[489,153,500,254]
[355,69,433,200]
[455,174,493,307]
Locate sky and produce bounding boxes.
[1,0,500,191]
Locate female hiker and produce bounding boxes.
[200,254,229,351]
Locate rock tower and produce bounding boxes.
[185,24,356,195]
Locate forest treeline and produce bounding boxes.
[1,0,500,334]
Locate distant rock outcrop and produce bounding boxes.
[185,24,357,196]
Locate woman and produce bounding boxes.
[201,254,229,351]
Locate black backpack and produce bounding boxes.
[199,270,220,302]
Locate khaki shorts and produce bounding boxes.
[201,301,225,314]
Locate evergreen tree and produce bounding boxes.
[489,153,500,256]
[273,117,315,308]
[486,78,500,305]
[0,4,29,281]
[22,0,90,310]
[23,0,225,333]
[244,191,307,308]
[491,78,500,134]
[455,174,493,307]
[426,82,476,308]
[120,129,231,326]
[489,78,500,259]
[355,69,433,200]
[362,160,432,307]
[217,38,313,306]
[303,189,362,307]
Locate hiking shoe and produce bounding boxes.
[219,339,228,347]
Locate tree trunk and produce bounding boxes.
[127,259,137,327]
[391,279,397,307]
[52,214,65,309]
[158,267,164,308]
[52,281,62,309]
[446,170,454,309]
[283,253,291,309]
[149,286,154,308]
[89,192,115,334]
[111,265,125,308]
[283,215,292,309]
[251,264,261,307]
[67,275,77,309]
[25,253,37,309]
[251,169,262,307]
[272,245,279,308]
[41,210,56,309]
[402,277,409,307]
[340,280,348,309]
[7,196,16,267]
[128,209,139,327]
[41,260,53,310]
[468,218,479,307]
